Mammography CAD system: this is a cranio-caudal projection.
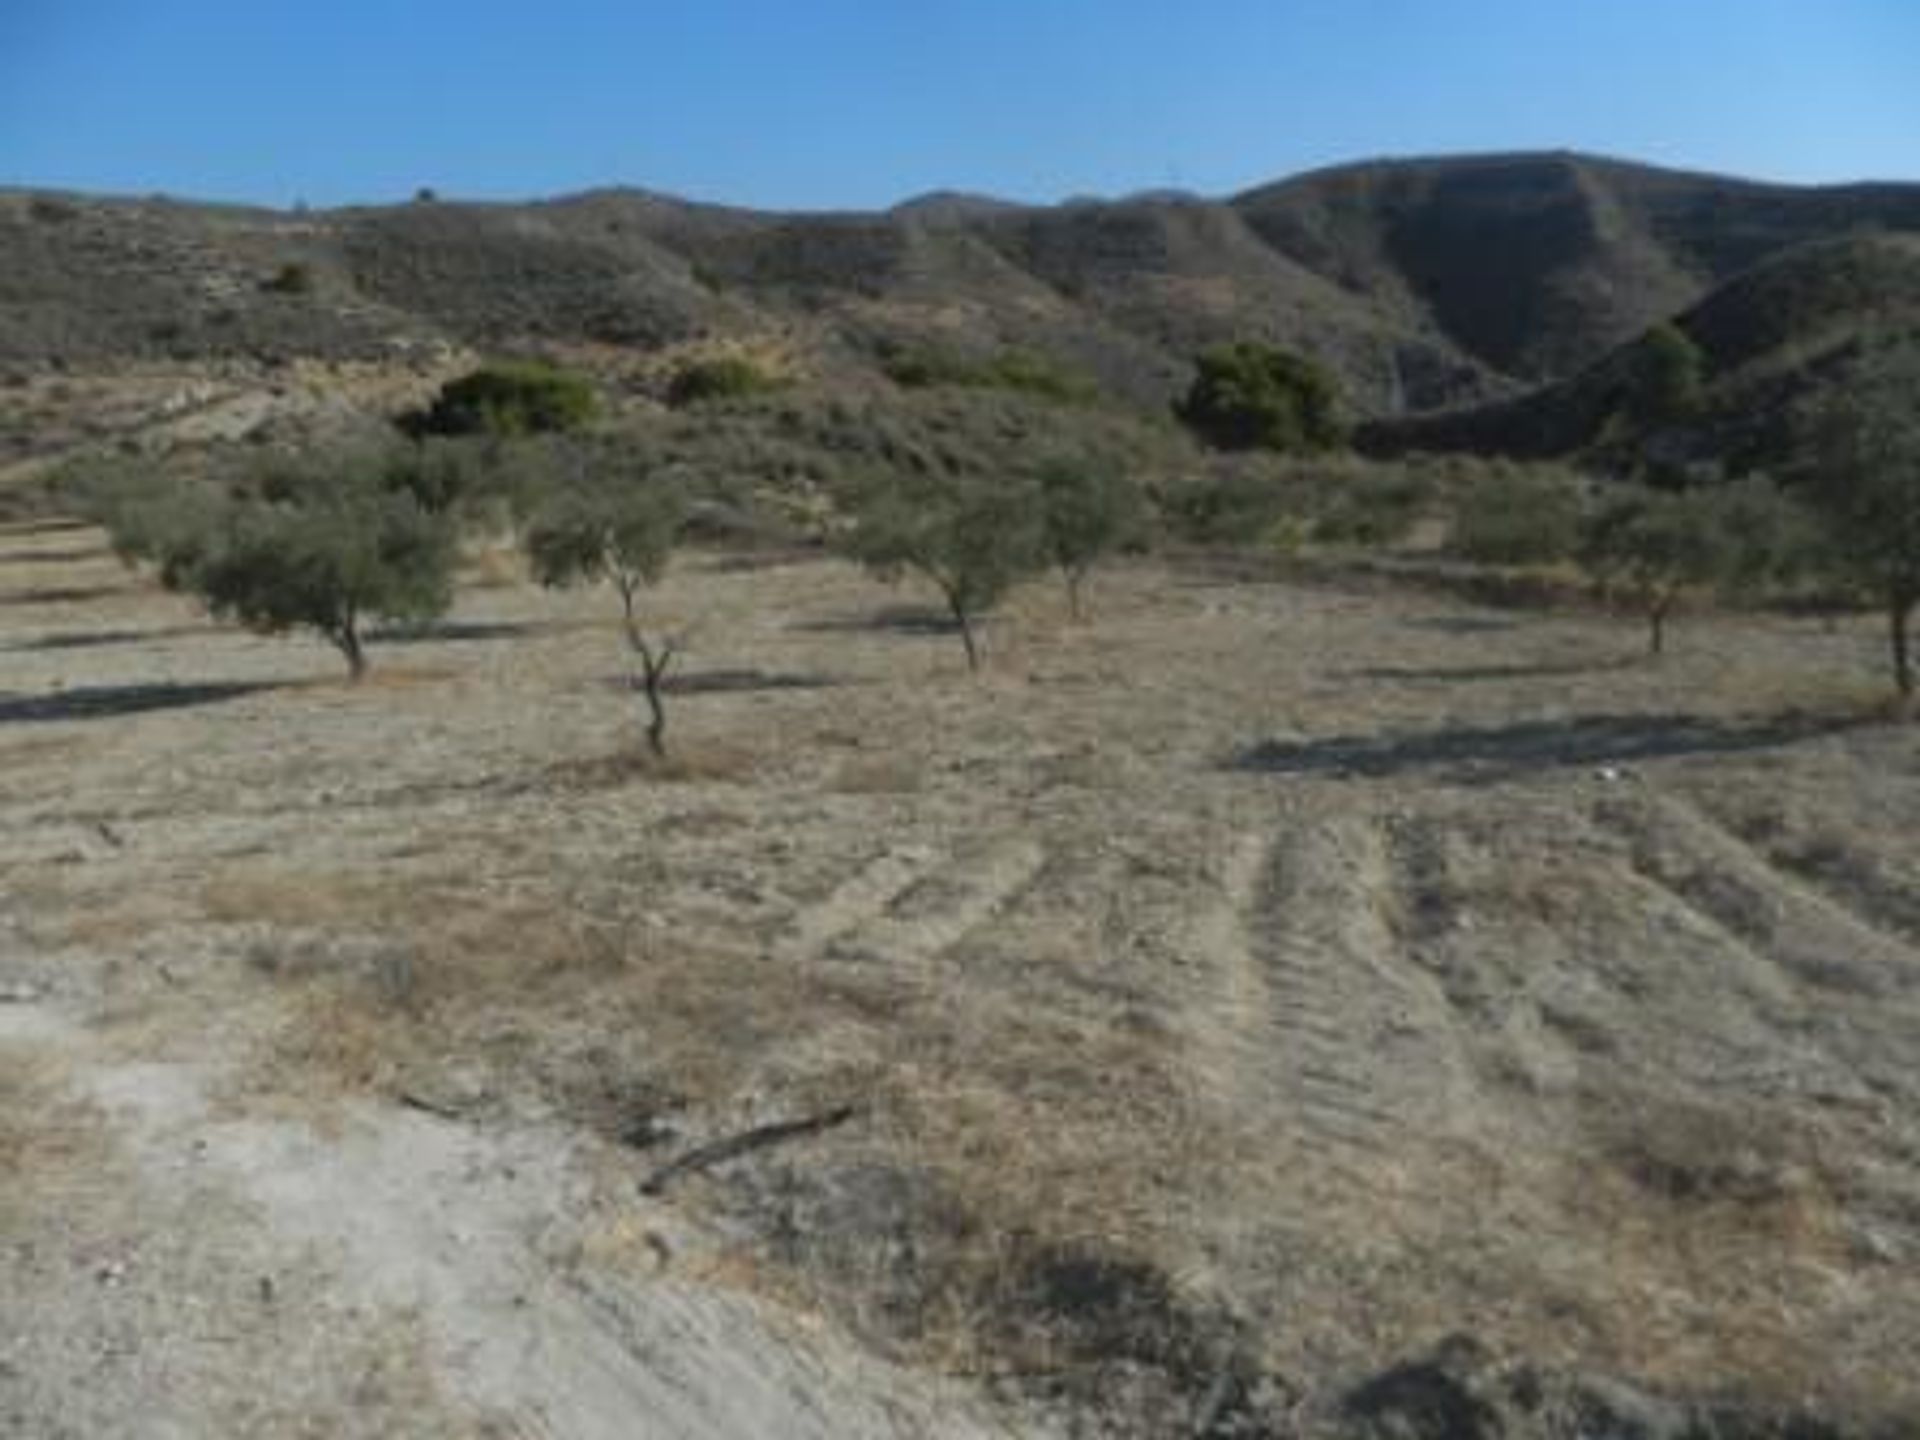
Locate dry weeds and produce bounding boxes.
[5,528,1918,1433]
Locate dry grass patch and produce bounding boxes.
[824,753,924,795]
[544,738,761,789]
[0,1049,107,1223]
[459,543,525,589]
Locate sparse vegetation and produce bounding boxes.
[1311,463,1435,548]
[882,345,1098,404]
[12,152,1920,1440]
[1449,465,1586,566]
[666,355,784,408]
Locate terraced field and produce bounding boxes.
[3,516,1917,1436]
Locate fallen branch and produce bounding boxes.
[638,1105,859,1196]
[396,1089,466,1122]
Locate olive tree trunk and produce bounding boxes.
[943,589,982,672]
[334,611,368,681]
[619,579,674,756]
[1892,593,1916,706]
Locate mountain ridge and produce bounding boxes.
[3,150,1916,424]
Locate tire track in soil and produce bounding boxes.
[1196,802,1478,1205]
[1595,791,1920,999]
[778,839,1048,971]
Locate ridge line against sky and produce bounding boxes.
[3,1,1917,212]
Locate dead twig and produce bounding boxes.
[638,1105,859,1196]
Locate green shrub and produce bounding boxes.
[1175,342,1344,454]
[1311,466,1435,548]
[1449,467,1586,566]
[1626,322,1707,426]
[885,346,1099,404]
[403,361,598,439]
[262,262,315,296]
[1160,459,1309,545]
[666,356,783,408]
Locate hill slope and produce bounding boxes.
[1362,232,1920,468]
[2,152,1917,427]
[1236,151,1920,382]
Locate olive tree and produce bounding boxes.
[520,439,687,754]
[91,448,456,680]
[842,466,1045,671]
[1798,342,1920,702]
[1035,456,1146,620]
[1580,487,1728,656]
[1580,479,1810,656]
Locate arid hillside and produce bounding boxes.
[3,515,1917,1436]
[1365,231,1920,468]
[5,151,1918,436]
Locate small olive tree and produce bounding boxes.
[1580,479,1809,656]
[200,488,453,679]
[1580,487,1729,656]
[843,467,1045,671]
[1798,342,1920,703]
[91,449,456,680]
[520,441,687,754]
[1035,457,1146,620]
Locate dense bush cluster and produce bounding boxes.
[1175,341,1345,454]
[401,361,599,438]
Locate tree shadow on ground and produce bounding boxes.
[370,619,563,646]
[5,626,207,654]
[0,518,89,536]
[0,680,280,725]
[793,605,959,637]
[1400,614,1528,635]
[0,545,114,566]
[1338,657,1636,684]
[0,584,129,607]
[1231,710,1866,784]
[601,668,845,697]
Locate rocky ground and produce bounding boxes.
[3,517,1917,1437]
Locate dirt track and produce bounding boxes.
[3,519,1918,1435]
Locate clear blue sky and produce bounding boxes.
[3,1,1916,210]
